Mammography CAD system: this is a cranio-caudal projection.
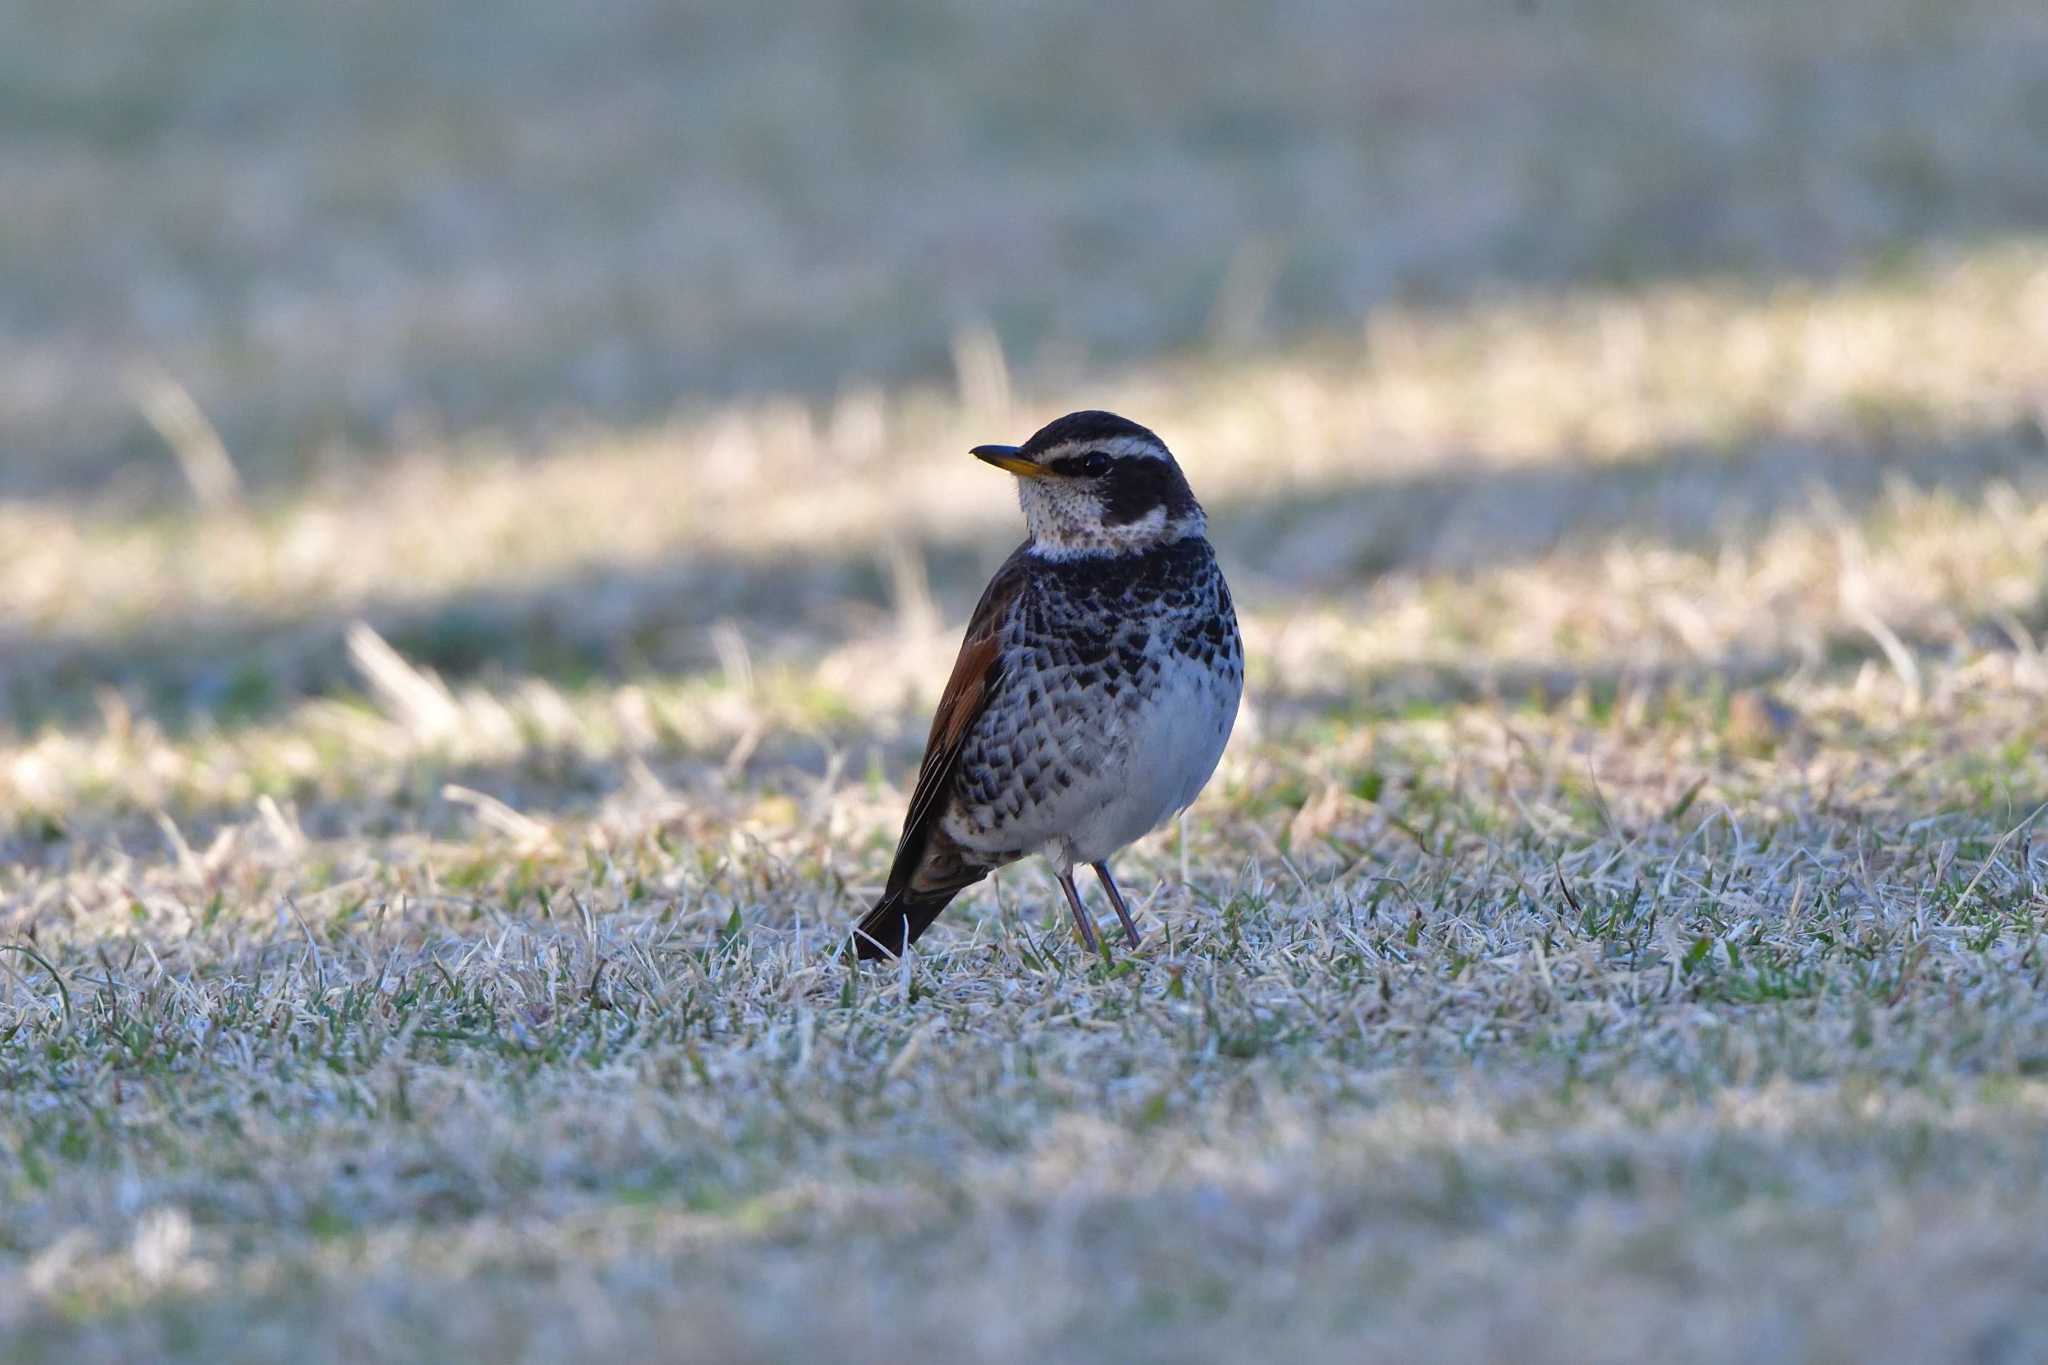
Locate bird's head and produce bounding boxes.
[972,410,1205,558]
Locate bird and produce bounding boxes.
[850,410,1243,961]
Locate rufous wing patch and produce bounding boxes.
[884,549,1030,890]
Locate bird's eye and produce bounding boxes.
[1077,451,1112,478]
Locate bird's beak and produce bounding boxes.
[971,444,1048,479]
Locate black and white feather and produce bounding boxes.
[853,411,1243,959]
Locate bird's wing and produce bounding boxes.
[884,544,1033,891]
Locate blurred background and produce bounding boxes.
[4,0,2048,823]
[11,1,2048,496]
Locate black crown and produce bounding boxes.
[1018,410,1163,459]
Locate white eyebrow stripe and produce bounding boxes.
[1037,433,1169,465]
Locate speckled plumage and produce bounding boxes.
[945,537,1241,863]
[852,412,1242,960]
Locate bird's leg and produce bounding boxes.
[1092,861,1142,948]
[1056,870,1103,956]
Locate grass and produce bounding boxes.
[7,1,2048,1360]
[8,0,2048,499]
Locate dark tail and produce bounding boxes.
[849,887,963,960]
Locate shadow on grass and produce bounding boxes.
[9,598,2043,871]
[7,411,2043,740]
[7,0,2048,504]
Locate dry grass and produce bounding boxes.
[8,0,2048,498]
[7,2,2048,1361]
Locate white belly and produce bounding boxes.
[1070,661,1237,864]
[943,652,1239,870]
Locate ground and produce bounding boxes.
[4,2,2048,1360]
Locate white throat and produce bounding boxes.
[1024,502,1204,560]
